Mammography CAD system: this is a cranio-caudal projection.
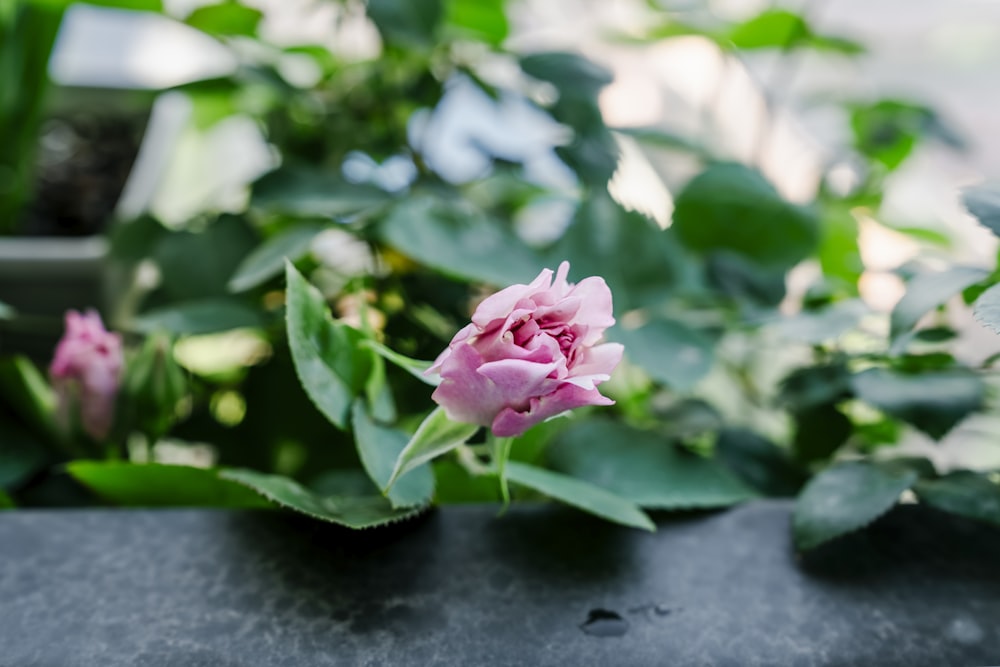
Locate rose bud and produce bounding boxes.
[428,261,623,437]
[49,310,124,442]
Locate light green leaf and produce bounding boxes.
[228,223,324,292]
[851,367,984,440]
[793,462,917,550]
[889,266,988,351]
[361,339,439,385]
[222,468,426,529]
[973,283,1000,335]
[378,195,544,286]
[133,299,264,335]
[185,2,262,37]
[252,167,390,218]
[386,406,479,490]
[285,262,373,429]
[962,182,1000,237]
[612,318,714,391]
[445,0,506,45]
[352,401,434,508]
[548,420,758,509]
[672,163,819,269]
[67,462,272,508]
[915,471,1000,526]
[504,461,654,531]
[727,9,808,49]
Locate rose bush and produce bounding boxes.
[49,310,123,441]
[428,261,624,437]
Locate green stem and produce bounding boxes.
[491,434,514,515]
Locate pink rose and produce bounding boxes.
[428,261,624,437]
[49,310,123,441]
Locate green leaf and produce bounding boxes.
[772,300,868,344]
[727,9,808,50]
[520,52,613,93]
[228,223,325,292]
[0,418,49,489]
[850,100,956,171]
[352,401,434,509]
[222,468,426,529]
[153,215,258,301]
[915,471,1000,526]
[889,266,988,351]
[0,489,13,509]
[778,362,852,411]
[432,460,501,503]
[0,357,57,441]
[851,368,984,440]
[67,462,272,508]
[962,182,1000,238]
[360,339,439,386]
[285,262,373,429]
[366,0,443,47]
[715,428,805,497]
[973,283,1000,335]
[794,462,917,549]
[549,420,758,509]
[444,0,506,45]
[27,0,162,8]
[133,299,264,335]
[185,2,262,37]
[548,194,694,313]
[611,318,714,391]
[613,126,711,158]
[385,406,479,489]
[504,461,654,531]
[672,163,819,269]
[378,195,544,286]
[252,167,390,218]
[791,403,852,465]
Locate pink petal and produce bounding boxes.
[491,383,615,437]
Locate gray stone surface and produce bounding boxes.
[1,500,999,666]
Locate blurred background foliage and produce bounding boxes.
[2,0,1000,544]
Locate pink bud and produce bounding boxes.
[49,310,123,441]
[428,262,623,437]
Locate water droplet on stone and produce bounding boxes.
[580,609,629,637]
[653,605,672,617]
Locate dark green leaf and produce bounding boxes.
[107,215,168,262]
[228,223,325,292]
[378,195,543,286]
[0,419,48,489]
[252,167,390,218]
[153,215,258,301]
[962,182,1000,237]
[548,194,694,312]
[367,0,443,47]
[549,420,758,509]
[221,468,426,529]
[672,163,819,269]
[352,401,434,509]
[0,489,12,509]
[0,357,57,441]
[851,368,984,440]
[973,283,1000,335]
[520,52,613,93]
[67,462,272,508]
[611,317,714,391]
[915,471,1000,526]
[285,262,373,429]
[386,406,479,488]
[889,266,988,351]
[705,251,786,307]
[444,0,506,45]
[185,2,262,37]
[793,462,917,550]
[779,362,852,411]
[791,403,852,465]
[133,299,264,335]
[504,461,654,531]
[850,100,956,171]
[715,428,805,497]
